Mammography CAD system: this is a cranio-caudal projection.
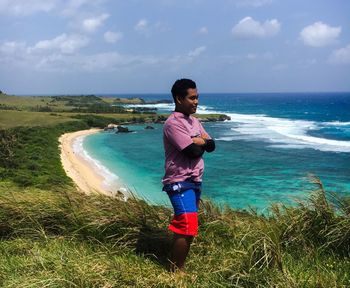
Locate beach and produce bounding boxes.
[59,129,129,199]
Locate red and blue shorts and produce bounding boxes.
[163,181,202,236]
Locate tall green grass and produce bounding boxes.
[0,110,79,129]
[0,121,89,189]
[0,177,349,287]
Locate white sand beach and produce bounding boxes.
[59,129,129,199]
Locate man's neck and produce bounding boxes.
[175,108,189,116]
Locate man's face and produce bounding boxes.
[176,88,199,115]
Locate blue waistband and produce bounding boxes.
[163,180,202,194]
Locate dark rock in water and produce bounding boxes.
[104,123,117,131]
[219,114,231,121]
[200,114,231,122]
[133,107,157,112]
[116,125,133,133]
[145,125,155,130]
[155,115,167,124]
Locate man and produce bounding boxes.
[162,78,215,271]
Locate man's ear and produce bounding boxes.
[175,96,182,105]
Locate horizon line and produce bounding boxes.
[7,91,350,97]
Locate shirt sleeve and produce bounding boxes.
[164,120,193,151]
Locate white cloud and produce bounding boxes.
[0,41,30,67]
[188,46,206,57]
[30,34,89,54]
[82,13,109,33]
[245,52,273,60]
[104,31,123,43]
[232,17,281,38]
[0,0,57,15]
[0,39,177,72]
[199,27,208,35]
[135,19,149,34]
[329,44,350,65]
[62,0,91,16]
[300,22,341,47]
[80,52,163,72]
[0,41,27,54]
[0,42,206,73]
[134,19,169,36]
[233,0,273,7]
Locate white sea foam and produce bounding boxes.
[195,105,221,114]
[323,121,350,127]
[124,103,213,114]
[217,113,350,153]
[124,103,174,111]
[72,136,129,197]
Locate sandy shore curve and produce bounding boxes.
[59,128,129,199]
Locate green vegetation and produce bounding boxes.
[0,121,88,189]
[1,93,152,113]
[0,93,54,111]
[70,113,159,127]
[0,110,79,129]
[0,178,349,287]
[102,96,146,104]
[0,94,349,287]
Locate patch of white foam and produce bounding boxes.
[124,103,215,114]
[323,121,350,127]
[195,105,219,114]
[124,103,174,111]
[72,136,129,198]
[217,113,350,153]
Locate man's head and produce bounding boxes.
[171,78,198,115]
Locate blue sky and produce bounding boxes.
[0,0,349,94]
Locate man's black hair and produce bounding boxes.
[171,78,196,103]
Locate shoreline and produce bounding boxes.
[59,128,129,199]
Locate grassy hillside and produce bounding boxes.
[1,178,349,287]
[0,93,143,113]
[0,93,157,112]
[0,95,349,287]
[0,110,79,129]
[0,93,54,110]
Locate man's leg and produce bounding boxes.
[169,233,193,271]
[166,187,198,271]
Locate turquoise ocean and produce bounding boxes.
[82,93,350,211]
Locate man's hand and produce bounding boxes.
[192,137,206,146]
[201,133,210,140]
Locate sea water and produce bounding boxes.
[83,92,350,211]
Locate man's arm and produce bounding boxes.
[164,119,214,158]
[198,121,216,153]
[182,135,215,158]
[182,143,205,158]
[204,139,215,152]
[198,133,216,153]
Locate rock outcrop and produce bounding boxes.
[116,125,133,133]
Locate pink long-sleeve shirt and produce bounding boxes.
[162,111,210,185]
